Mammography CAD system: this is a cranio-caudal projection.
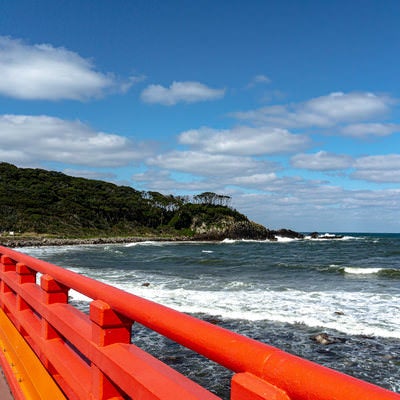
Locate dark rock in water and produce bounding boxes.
[225,221,273,240]
[271,229,304,239]
[141,282,151,287]
[164,355,184,364]
[312,333,334,345]
[311,332,346,345]
[203,316,222,325]
[334,311,345,316]
[310,232,344,239]
[193,219,276,241]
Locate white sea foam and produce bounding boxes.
[344,267,383,275]
[221,238,237,243]
[125,241,166,247]
[17,244,96,257]
[66,268,400,339]
[275,236,298,243]
[18,241,400,340]
[69,289,92,302]
[304,234,355,241]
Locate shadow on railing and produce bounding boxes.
[0,245,398,400]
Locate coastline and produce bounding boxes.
[0,229,348,248]
[0,229,331,248]
[0,235,194,248]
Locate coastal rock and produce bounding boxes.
[271,229,304,239]
[224,221,274,240]
[192,218,276,241]
[311,332,346,345]
[310,232,344,239]
[334,311,345,316]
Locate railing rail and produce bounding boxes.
[0,245,398,400]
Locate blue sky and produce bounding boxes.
[1,0,400,232]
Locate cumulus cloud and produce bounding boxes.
[233,185,400,232]
[0,114,149,167]
[340,123,400,137]
[179,126,310,155]
[354,154,400,170]
[233,92,394,128]
[148,150,273,176]
[291,151,353,171]
[134,162,281,195]
[0,36,124,100]
[351,154,400,183]
[141,81,225,105]
[290,152,400,182]
[352,170,400,183]
[226,173,277,187]
[132,169,220,192]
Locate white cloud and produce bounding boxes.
[340,123,400,137]
[233,186,400,232]
[148,150,272,176]
[352,154,400,183]
[0,114,150,167]
[305,92,389,120]
[352,170,400,183]
[246,74,271,88]
[233,92,394,128]
[354,154,400,170]
[132,169,219,192]
[0,36,123,100]
[119,74,147,93]
[290,152,400,182]
[253,74,271,84]
[141,81,225,105]
[179,126,310,155]
[227,173,277,187]
[291,151,353,171]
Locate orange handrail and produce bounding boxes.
[0,245,398,400]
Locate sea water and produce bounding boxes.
[18,233,400,397]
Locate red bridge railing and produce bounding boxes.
[0,245,398,400]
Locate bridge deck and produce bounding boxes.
[0,368,13,400]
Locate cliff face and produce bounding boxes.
[190,216,275,240]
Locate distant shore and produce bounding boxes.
[0,235,194,248]
[0,228,311,248]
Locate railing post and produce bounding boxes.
[90,299,132,400]
[231,373,291,400]
[16,262,36,285]
[0,256,15,310]
[40,274,69,375]
[41,275,69,339]
[16,263,36,313]
[41,274,69,307]
[0,255,16,273]
[15,262,36,336]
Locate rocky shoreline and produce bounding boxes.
[0,236,187,248]
[0,228,308,248]
[0,230,346,249]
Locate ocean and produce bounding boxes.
[18,233,400,398]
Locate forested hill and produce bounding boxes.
[0,162,271,240]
